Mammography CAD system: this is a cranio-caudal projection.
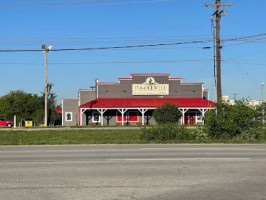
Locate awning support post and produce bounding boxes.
[138,109,148,125]
[179,108,188,125]
[80,108,86,126]
[97,109,107,126]
[199,108,208,125]
[118,109,127,126]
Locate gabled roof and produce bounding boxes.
[80,98,215,109]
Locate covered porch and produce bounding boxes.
[79,98,215,126]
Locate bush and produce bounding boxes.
[204,100,262,139]
[153,102,182,124]
[141,123,195,141]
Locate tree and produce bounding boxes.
[0,90,43,125]
[0,83,61,126]
[41,83,61,126]
[257,102,265,125]
[153,102,182,124]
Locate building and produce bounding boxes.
[62,73,215,126]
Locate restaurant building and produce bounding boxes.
[62,73,215,126]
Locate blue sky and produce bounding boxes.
[0,0,265,103]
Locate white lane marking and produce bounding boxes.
[1,148,266,154]
[140,148,266,151]
[108,158,250,161]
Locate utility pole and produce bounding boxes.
[233,93,237,101]
[205,1,231,102]
[262,83,264,125]
[42,45,52,127]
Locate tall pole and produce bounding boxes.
[44,49,48,127]
[261,83,264,102]
[205,1,231,102]
[262,83,265,125]
[42,44,52,127]
[216,0,222,102]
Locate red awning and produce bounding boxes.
[80,98,215,109]
[54,109,62,114]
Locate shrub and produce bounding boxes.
[140,123,195,141]
[204,99,262,139]
[153,102,182,124]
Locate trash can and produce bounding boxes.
[25,119,33,127]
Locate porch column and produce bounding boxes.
[138,109,148,125]
[118,109,127,126]
[80,108,86,126]
[179,108,188,125]
[199,108,207,125]
[97,109,107,126]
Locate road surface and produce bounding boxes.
[0,144,266,200]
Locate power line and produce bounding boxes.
[0,33,265,53]
[223,33,266,42]
[0,40,212,52]
[0,0,172,9]
[0,59,212,65]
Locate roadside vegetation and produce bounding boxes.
[0,84,61,126]
[0,100,265,145]
[141,101,265,143]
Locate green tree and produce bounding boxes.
[41,83,61,126]
[257,102,265,125]
[204,100,261,139]
[0,83,61,126]
[153,102,182,124]
[0,90,43,125]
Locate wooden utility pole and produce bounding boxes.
[44,48,48,127]
[205,1,231,102]
[42,44,52,127]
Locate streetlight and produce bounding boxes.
[42,45,52,127]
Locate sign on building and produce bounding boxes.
[132,77,169,95]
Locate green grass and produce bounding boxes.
[0,128,265,145]
[0,129,143,145]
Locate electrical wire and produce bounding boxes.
[0,0,172,9]
[0,59,212,65]
[0,40,212,52]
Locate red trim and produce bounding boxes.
[130,73,170,76]
[62,98,79,100]
[203,89,209,91]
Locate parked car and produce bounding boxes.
[0,118,14,128]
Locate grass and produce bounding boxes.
[0,127,265,145]
[0,129,143,145]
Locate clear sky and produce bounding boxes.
[0,0,265,103]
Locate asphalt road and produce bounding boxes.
[0,144,266,200]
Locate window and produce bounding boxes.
[92,111,100,123]
[117,111,138,122]
[65,112,72,121]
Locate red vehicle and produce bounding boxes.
[0,118,14,128]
